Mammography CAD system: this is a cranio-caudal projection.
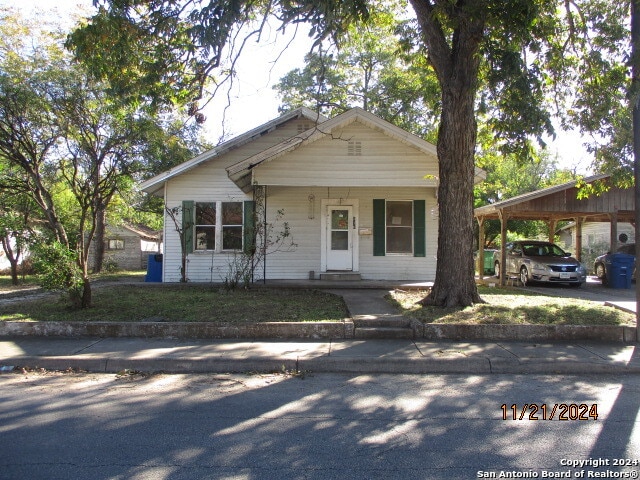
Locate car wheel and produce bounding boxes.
[494,262,500,279]
[595,263,606,279]
[519,266,528,286]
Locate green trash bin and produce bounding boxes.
[483,249,497,274]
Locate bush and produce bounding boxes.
[32,242,85,307]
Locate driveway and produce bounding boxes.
[523,276,637,313]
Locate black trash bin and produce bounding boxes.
[145,253,163,282]
[605,253,634,289]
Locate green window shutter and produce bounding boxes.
[182,200,194,255]
[413,199,426,257]
[373,199,386,256]
[243,200,255,254]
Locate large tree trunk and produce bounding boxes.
[409,0,486,307]
[422,88,484,306]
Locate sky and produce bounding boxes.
[2,0,594,174]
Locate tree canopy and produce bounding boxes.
[0,9,203,301]
[66,0,632,306]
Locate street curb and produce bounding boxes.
[4,354,639,375]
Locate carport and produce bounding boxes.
[474,174,635,286]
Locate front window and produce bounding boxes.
[107,239,124,250]
[222,202,243,250]
[386,201,412,254]
[194,201,243,251]
[195,203,216,251]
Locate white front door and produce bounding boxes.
[326,206,353,270]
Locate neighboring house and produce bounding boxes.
[88,223,162,271]
[140,107,485,283]
[557,221,635,254]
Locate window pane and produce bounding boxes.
[331,210,349,230]
[196,203,216,225]
[223,226,242,250]
[222,202,242,225]
[386,201,412,227]
[331,231,349,250]
[195,226,215,250]
[108,239,124,250]
[386,227,412,253]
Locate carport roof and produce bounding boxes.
[474,174,635,223]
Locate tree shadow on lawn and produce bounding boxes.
[386,290,633,326]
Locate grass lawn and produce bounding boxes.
[1,277,635,326]
[387,286,636,326]
[0,284,349,324]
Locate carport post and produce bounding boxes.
[609,211,618,254]
[477,216,485,281]
[547,219,557,244]
[499,209,507,287]
[574,218,583,262]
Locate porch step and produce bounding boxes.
[353,317,411,328]
[354,327,415,339]
[319,272,362,281]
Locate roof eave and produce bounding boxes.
[140,107,328,194]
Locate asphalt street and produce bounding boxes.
[0,371,638,480]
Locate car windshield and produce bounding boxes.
[522,243,566,257]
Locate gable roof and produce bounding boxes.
[139,107,327,196]
[141,106,486,195]
[227,107,486,192]
[226,107,429,191]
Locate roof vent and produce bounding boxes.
[348,141,362,156]
[297,123,311,134]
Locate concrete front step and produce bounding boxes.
[354,327,415,339]
[319,272,362,281]
[352,318,411,328]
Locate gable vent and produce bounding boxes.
[348,141,362,156]
[297,123,311,134]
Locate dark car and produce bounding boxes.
[594,244,636,283]
[493,240,587,287]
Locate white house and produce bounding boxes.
[140,107,485,283]
[557,221,635,253]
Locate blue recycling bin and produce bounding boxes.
[145,253,163,282]
[605,253,634,289]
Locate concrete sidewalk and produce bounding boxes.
[1,336,639,375]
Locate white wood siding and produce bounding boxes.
[260,187,437,281]
[164,184,437,282]
[161,120,308,282]
[252,122,438,188]
[562,222,635,250]
[161,118,439,282]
